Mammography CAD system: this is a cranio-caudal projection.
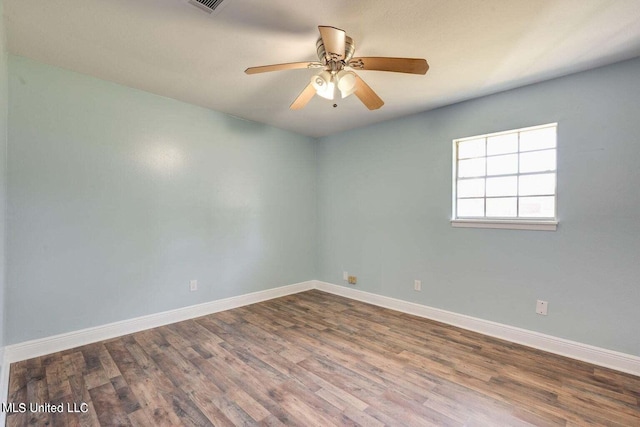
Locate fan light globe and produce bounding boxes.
[337,70,357,98]
[311,71,335,100]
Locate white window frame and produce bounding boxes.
[451,123,558,231]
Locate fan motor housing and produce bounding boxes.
[316,36,355,65]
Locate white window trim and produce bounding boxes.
[451,123,558,231]
[451,219,557,231]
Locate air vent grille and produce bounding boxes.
[187,0,225,14]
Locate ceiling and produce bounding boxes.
[5,0,640,138]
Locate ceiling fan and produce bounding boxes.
[245,26,429,110]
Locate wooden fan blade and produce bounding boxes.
[245,62,322,75]
[349,57,429,75]
[290,83,316,110]
[354,74,384,110]
[318,26,346,60]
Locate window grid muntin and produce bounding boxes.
[454,124,557,221]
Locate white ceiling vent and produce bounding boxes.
[185,0,228,14]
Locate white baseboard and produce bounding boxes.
[3,280,314,365]
[313,280,640,377]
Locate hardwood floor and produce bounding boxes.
[5,290,640,426]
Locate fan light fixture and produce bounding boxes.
[310,70,357,100]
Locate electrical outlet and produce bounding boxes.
[536,300,548,315]
[348,276,357,285]
[343,271,349,281]
[190,280,198,291]
[414,280,421,291]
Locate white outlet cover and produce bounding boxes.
[343,271,348,281]
[414,280,421,291]
[536,300,548,315]
[190,280,198,291]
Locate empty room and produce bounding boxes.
[0,0,639,425]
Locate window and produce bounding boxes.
[452,123,558,231]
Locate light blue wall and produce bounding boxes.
[317,57,640,356]
[6,52,640,358]
[7,56,317,344]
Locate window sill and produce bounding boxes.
[451,219,558,231]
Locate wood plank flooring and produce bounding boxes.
[5,290,640,426]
